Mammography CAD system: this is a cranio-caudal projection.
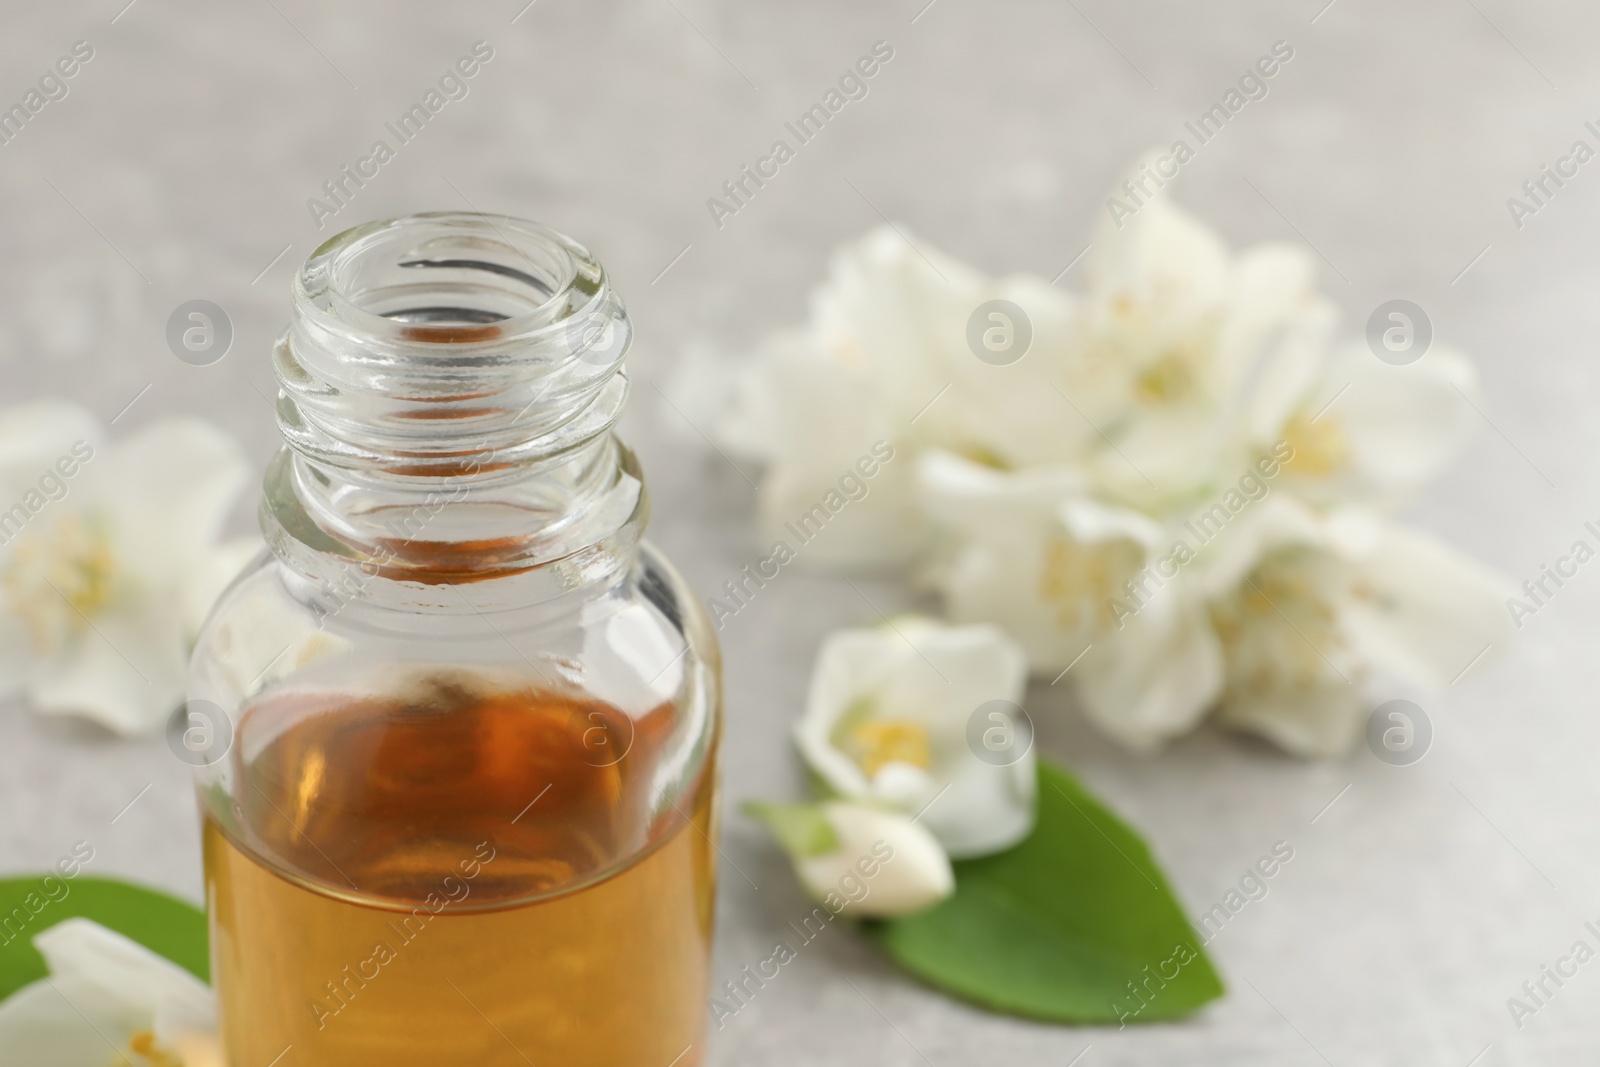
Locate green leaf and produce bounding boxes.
[0,875,208,998]
[871,759,1223,1024]
[744,800,840,858]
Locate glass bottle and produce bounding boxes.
[187,213,721,1067]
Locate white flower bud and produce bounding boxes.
[752,800,953,919]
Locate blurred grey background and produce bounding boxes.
[2,1,1598,1063]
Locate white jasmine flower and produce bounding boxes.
[0,401,249,734]
[1071,181,1339,506]
[1073,589,1225,753]
[695,226,1086,571]
[710,325,925,572]
[0,918,219,1066]
[802,229,1088,471]
[748,800,954,918]
[917,449,1225,749]
[1248,342,1483,508]
[917,449,1148,670]
[795,616,1035,858]
[1200,499,1512,757]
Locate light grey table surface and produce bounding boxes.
[2,1,1598,1063]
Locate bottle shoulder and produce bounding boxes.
[190,540,719,723]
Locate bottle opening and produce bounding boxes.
[279,213,630,475]
[306,213,585,343]
[264,213,643,589]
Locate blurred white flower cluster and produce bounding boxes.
[0,401,256,735]
[688,178,1511,758]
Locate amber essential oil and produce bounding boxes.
[206,678,715,1066]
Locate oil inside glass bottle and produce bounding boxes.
[205,672,716,1067]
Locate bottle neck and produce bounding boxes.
[261,213,644,613]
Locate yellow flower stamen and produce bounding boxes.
[116,1029,184,1066]
[1279,412,1351,478]
[1038,535,1145,632]
[1,512,118,653]
[843,719,931,777]
[1209,549,1344,697]
[953,443,1009,470]
[1133,352,1198,405]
